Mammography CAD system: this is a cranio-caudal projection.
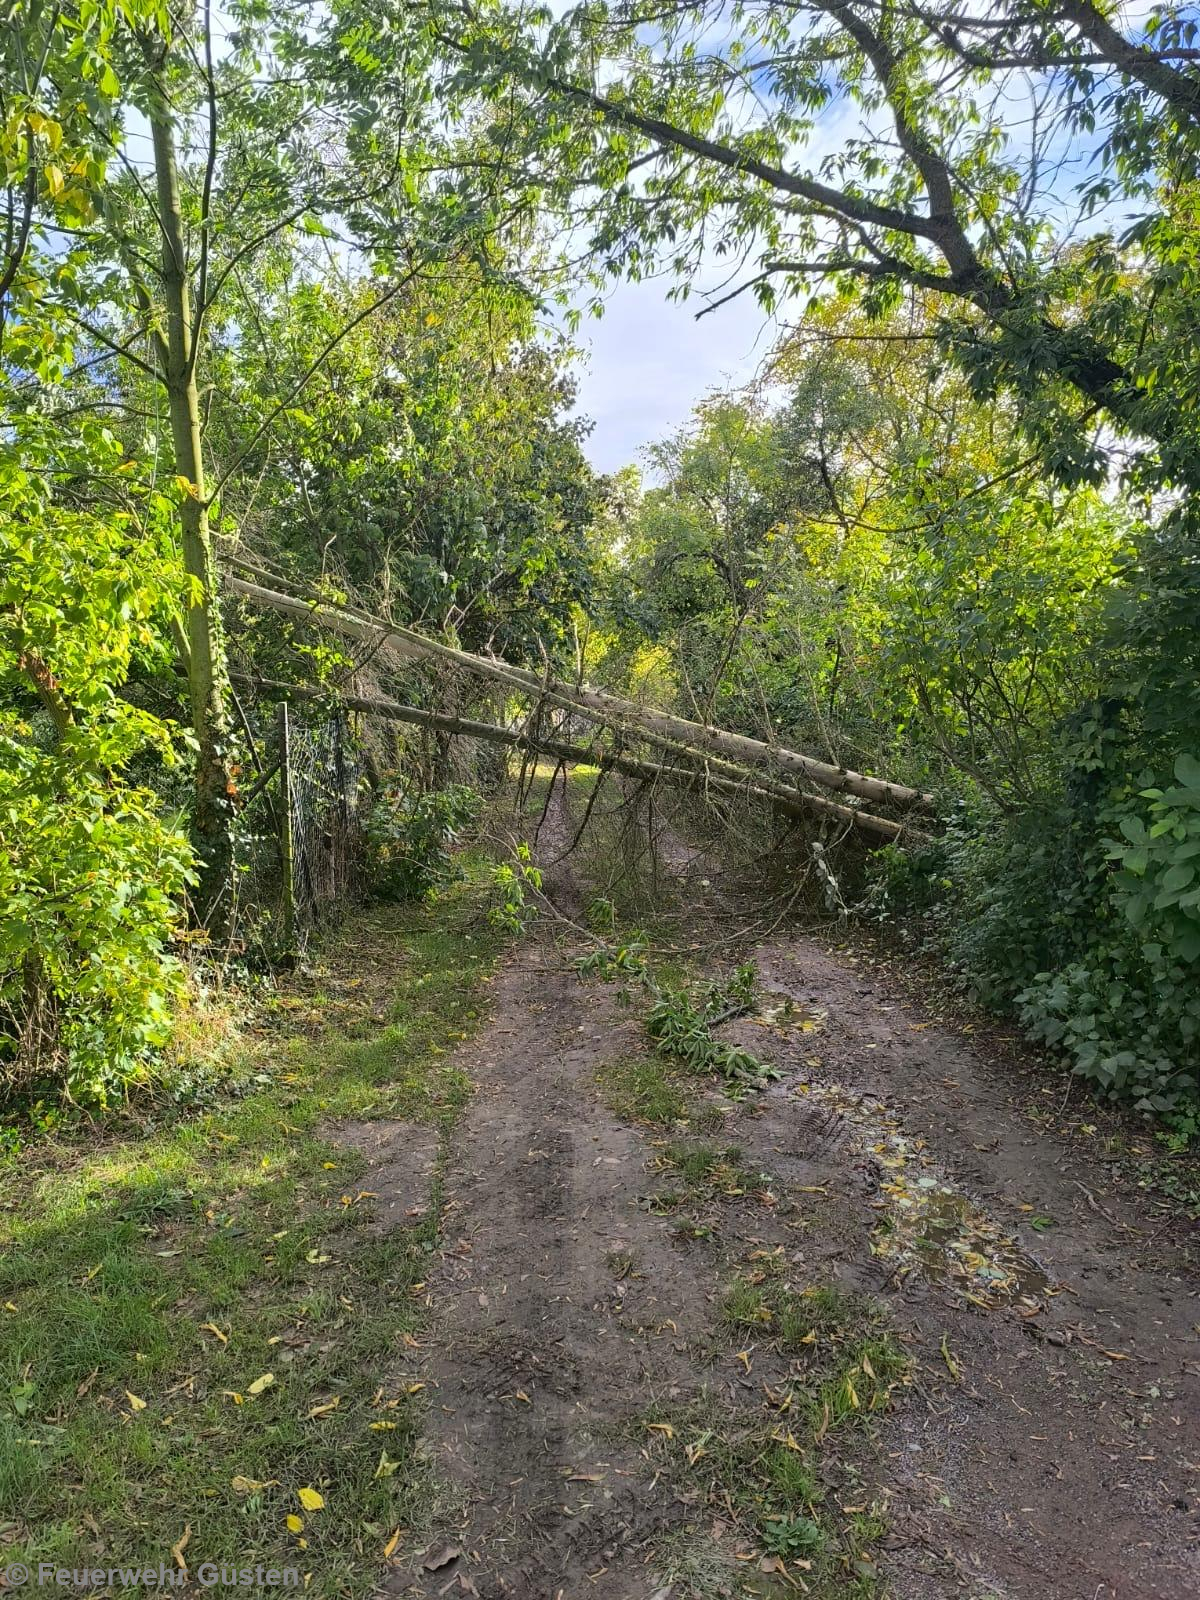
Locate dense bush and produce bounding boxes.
[0,732,194,1106]
[363,784,481,902]
[882,751,1200,1123]
[0,418,196,1109]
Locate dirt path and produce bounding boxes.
[384,801,1199,1600]
[742,938,1200,1600]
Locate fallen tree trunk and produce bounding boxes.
[226,570,935,813]
[249,674,913,844]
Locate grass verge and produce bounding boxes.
[0,872,503,1596]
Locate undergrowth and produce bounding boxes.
[0,867,503,1596]
[872,750,1200,1128]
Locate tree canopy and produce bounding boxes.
[2,0,1200,1119]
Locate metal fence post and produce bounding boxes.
[277,700,296,960]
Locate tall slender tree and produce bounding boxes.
[12,0,536,930]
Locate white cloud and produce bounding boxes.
[569,274,781,474]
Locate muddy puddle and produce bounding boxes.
[879,1178,1050,1302]
[746,990,827,1033]
[792,1077,1050,1305]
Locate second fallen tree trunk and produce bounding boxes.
[226,570,935,814]
[248,674,916,844]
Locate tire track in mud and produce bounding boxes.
[646,802,1200,1597]
[390,951,717,1599]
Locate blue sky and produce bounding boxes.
[554,0,1144,479]
[568,271,784,476]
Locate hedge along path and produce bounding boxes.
[224,566,934,834]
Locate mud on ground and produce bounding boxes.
[378,786,1199,1600]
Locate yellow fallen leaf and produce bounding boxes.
[171,1526,190,1574]
[200,1322,228,1345]
[814,1400,831,1443]
[126,1391,147,1412]
[247,1373,275,1396]
[231,1475,279,1495]
[223,1391,245,1405]
[374,1452,399,1479]
[297,1487,324,1512]
[940,1334,963,1383]
[645,1422,674,1439]
[369,1421,397,1431]
[307,1399,340,1418]
[382,1529,401,1560]
[286,1516,304,1534]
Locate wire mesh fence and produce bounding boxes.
[232,704,365,961]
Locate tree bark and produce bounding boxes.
[225,572,936,812]
[149,95,237,936]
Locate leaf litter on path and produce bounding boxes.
[792,1078,1049,1304]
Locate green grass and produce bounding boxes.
[721,1275,909,1430]
[662,1140,729,1184]
[656,1140,768,1196]
[636,1275,910,1596]
[638,1387,888,1599]
[598,1053,695,1126]
[0,876,503,1595]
